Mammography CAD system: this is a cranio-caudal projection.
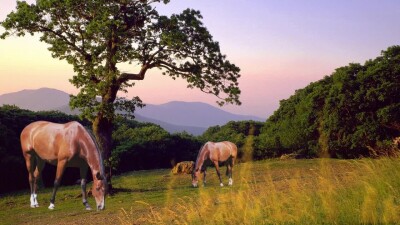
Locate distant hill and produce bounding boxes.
[0,88,70,111]
[136,101,264,128]
[0,88,264,135]
[55,104,207,135]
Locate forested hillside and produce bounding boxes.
[257,46,400,158]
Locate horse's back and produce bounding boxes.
[20,121,83,161]
[207,141,237,161]
[21,121,52,151]
[222,141,237,157]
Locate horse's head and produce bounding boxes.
[192,168,200,187]
[92,172,106,210]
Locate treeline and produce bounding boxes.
[257,46,400,158]
[0,105,262,193]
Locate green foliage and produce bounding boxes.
[111,119,202,172]
[258,46,400,158]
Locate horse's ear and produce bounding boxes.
[96,172,104,180]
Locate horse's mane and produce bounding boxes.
[194,142,209,172]
[198,142,207,154]
[84,126,106,177]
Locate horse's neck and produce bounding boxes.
[82,133,104,177]
[195,146,209,170]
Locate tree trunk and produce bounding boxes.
[91,73,120,193]
[93,114,114,193]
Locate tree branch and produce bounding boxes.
[38,24,91,60]
[157,61,191,77]
[118,64,150,83]
[119,72,145,81]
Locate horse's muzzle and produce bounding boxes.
[97,204,105,211]
[97,197,105,211]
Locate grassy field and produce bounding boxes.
[1,158,400,224]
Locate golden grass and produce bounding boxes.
[119,158,400,225]
[1,158,399,224]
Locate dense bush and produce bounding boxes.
[257,46,400,158]
[111,119,202,172]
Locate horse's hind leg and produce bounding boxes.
[212,161,224,187]
[80,165,91,210]
[24,152,37,208]
[226,164,231,185]
[227,157,235,186]
[32,158,45,207]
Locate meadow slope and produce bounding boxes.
[1,159,400,224]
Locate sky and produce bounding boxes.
[1,0,400,118]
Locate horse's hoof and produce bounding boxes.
[85,207,92,211]
[48,203,55,210]
[220,183,224,187]
[30,205,36,208]
[35,204,39,208]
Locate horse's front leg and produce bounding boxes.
[49,159,67,210]
[80,165,91,210]
[212,161,223,187]
[203,169,207,186]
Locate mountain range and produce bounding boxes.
[0,88,264,135]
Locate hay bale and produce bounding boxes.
[280,153,298,160]
[172,161,194,175]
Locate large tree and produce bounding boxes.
[1,0,241,188]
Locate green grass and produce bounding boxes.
[1,159,400,224]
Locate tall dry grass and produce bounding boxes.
[119,158,400,224]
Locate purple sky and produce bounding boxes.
[1,0,400,118]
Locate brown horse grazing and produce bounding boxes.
[192,141,237,187]
[20,121,106,210]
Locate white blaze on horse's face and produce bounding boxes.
[92,172,106,210]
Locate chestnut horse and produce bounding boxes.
[192,141,237,187]
[20,121,106,210]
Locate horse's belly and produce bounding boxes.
[40,157,86,168]
[34,146,84,167]
[66,157,87,167]
[34,148,59,163]
[44,159,58,166]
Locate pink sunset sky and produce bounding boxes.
[1,0,400,118]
